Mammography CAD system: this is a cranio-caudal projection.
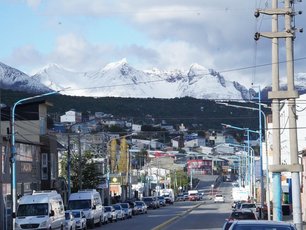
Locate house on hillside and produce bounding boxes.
[60,109,82,124]
[0,101,62,230]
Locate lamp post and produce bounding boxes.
[11,91,58,230]
[222,124,259,201]
[228,143,255,200]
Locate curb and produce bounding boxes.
[151,202,204,230]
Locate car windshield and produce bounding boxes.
[232,225,293,230]
[17,203,48,217]
[113,205,121,210]
[216,194,223,197]
[158,196,164,200]
[241,204,256,209]
[120,204,128,208]
[135,202,143,206]
[65,212,71,220]
[69,199,91,210]
[143,198,153,201]
[105,207,111,212]
[230,212,256,220]
[72,211,81,218]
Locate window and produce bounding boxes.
[50,154,56,180]
[41,153,48,180]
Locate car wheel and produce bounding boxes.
[90,218,95,229]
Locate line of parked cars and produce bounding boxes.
[16,189,181,230]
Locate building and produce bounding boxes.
[0,100,61,230]
[60,109,82,124]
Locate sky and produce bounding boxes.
[1,0,306,88]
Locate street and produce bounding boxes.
[92,176,233,230]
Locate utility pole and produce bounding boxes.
[78,130,82,190]
[255,1,303,228]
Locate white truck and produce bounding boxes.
[232,187,249,202]
[160,189,174,204]
[68,189,103,228]
[15,190,65,230]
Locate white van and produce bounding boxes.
[15,190,65,230]
[68,189,103,228]
[160,189,175,204]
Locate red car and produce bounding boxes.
[189,194,199,201]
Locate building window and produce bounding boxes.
[41,153,48,180]
[50,154,56,180]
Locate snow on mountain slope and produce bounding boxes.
[0,62,52,93]
[1,59,257,100]
[30,59,253,100]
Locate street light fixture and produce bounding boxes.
[11,91,59,230]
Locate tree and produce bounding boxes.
[117,138,128,174]
[59,150,102,193]
[110,139,117,173]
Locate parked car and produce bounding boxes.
[127,201,139,215]
[119,203,133,219]
[71,210,87,230]
[214,194,225,203]
[176,194,185,201]
[102,207,109,224]
[65,211,76,230]
[112,204,125,220]
[237,202,258,217]
[223,209,257,230]
[104,206,117,222]
[158,196,166,206]
[143,197,158,209]
[135,201,148,214]
[228,220,297,230]
[152,196,160,208]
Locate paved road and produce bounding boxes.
[91,175,232,230]
[163,182,233,230]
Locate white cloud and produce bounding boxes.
[4,0,306,87]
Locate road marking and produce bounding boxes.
[151,202,204,230]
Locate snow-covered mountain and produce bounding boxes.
[3,59,306,101]
[29,59,255,100]
[0,62,52,93]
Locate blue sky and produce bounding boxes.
[1,0,306,87]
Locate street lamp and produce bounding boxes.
[222,124,259,201]
[219,101,270,219]
[11,91,59,230]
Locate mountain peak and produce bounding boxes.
[103,58,128,71]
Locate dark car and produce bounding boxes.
[157,196,166,206]
[229,220,297,230]
[223,209,257,230]
[142,197,157,209]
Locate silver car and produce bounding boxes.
[104,206,117,222]
[112,204,125,220]
[71,210,86,230]
[65,211,76,230]
[135,201,147,214]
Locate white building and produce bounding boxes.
[60,110,82,123]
